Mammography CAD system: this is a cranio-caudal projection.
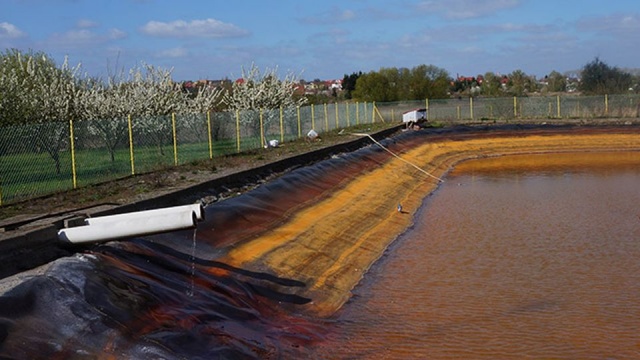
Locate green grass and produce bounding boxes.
[0,137,259,204]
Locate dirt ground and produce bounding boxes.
[0,123,400,222]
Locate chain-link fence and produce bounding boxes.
[377,94,640,122]
[1,94,639,205]
[0,101,385,205]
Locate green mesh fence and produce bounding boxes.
[1,95,639,205]
[0,121,72,203]
[73,117,131,187]
[214,111,240,156]
[608,94,640,118]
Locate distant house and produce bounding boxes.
[328,79,342,90]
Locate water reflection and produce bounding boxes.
[311,151,640,359]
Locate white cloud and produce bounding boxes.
[338,9,356,21]
[416,0,520,20]
[48,28,127,48]
[577,13,640,35]
[77,19,99,29]
[300,7,359,25]
[313,28,351,45]
[108,28,127,40]
[140,18,249,38]
[156,47,188,58]
[59,29,95,42]
[0,22,26,39]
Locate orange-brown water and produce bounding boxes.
[310,152,640,359]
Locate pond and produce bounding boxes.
[310,151,640,359]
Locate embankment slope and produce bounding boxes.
[217,125,640,317]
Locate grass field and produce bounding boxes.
[0,136,263,204]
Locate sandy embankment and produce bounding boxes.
[220,126,640,317]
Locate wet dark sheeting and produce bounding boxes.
[0,134,422,359]
[0,239,324,359]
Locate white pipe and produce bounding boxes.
[58,205,201,244]
[85,203,204,225]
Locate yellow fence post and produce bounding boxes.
[457,106,461,120]
[260,108,265,147]
[311,104,316,130]
[513,96,517,117]
[69,118,77,189]
[235,109,241,153]
[279,106,284,143]
[172,113,178,166]
[128,114,135,175]
[346,102,350,127]
[324,103,329,131]
[373,103,385,123]
[335,102,339,129]
[356,102,360,125]
[371,102,376,123]
[364,102,368,123]
[297,106,301,138]
[557,95,561,118]
[470,97,474,120]
[425,98,429,121]
[605,94,609,117]
[207,111,213,159]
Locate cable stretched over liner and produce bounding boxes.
[352,132,444,182]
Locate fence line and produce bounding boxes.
[1,94,639,206]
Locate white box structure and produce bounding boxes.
[402,108,427,123]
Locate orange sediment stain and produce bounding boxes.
[219,130,640,317]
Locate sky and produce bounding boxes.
[1,0,639,82]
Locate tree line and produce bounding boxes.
[1,48,638,130]
[0,49,306,128]
[0,48,637,176]
[337,57,637,102]
[0,49,306,173]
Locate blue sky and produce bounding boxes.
[1,0,639,81]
